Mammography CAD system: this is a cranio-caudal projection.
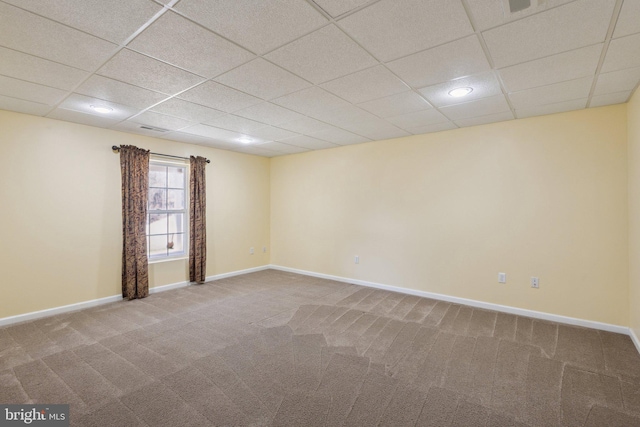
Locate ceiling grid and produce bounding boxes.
[0,0,637,157]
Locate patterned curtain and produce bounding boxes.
[119,145,150,300]
[190,156,207,283]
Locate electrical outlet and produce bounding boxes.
[250,247,254,255]
[355,255,359,264]
[263,247,267,253]
[498,273,506,283]
[531,277,539,288]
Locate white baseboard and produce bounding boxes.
[204,265,270,282]
[0,265,271,328]
[2,263,631,343]
[269,264,630,335]
[0,294,123,328]
[630,328,640,355]
[149,280,190,294]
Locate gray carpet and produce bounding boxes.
[1,269,640,426]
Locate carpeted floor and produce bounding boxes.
[1,269,640,426]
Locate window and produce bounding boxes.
[147,159,188,261]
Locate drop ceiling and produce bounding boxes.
[0,0,638,157]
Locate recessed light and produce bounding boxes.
[237,136,253,144]
[90,105,113,114]
[448,87,473,98]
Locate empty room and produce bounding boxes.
[1,0,640,426]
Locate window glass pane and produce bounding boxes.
[149,235,167,257]
[148,162,187,260]
[149,188,166,210]
[167,189,184,210]
[148,213,168,235]
[149,164,167,187]
[168,213,184,234]
[168,233,184,254]
[168,166,185,188]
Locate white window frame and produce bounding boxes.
[147,157,189,263]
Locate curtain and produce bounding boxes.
[190,156,207,283]
[119,145,150,300]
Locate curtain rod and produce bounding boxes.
[111,146,210,163]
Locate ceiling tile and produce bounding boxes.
[234,102,307,125]
[130,111,194,130]
[508,76,593,109]
[181,123,267,144]
[465,0,574,31]
[150,98,225,122]
[311,105,375,127]
[0,95,51,116]
[178,81,262,113]
[265,25,377,84]
[279,135,340,150]
[516,98,587,118]
[0,47,89,91]
[313,0,371,17]
[483,0,615,68]
[307,126,371,145]
[233,146,282,157]
[59,94,139,120]
[454,111,515,128]
[215,58,311,100]
[0,2,117,71]
[174,0,328,54]
[277,116,333,135]
[2,0,161,44]
[204,114,267,134]
[160,131,212,144]
[203,140,251,151]
[346,123,410,141]
[159,131,240,151]
[111,120,176,137]
[590,91,632,108]
[273,86,353,119]
[498,44,603,92]
[386,36,491,89]
[306,104,379,128]
[246,126,299,141]
[0,75,67,105]
[322,105,381,133]
[338,0,473,62]
[601,33,640,73]
[255,141,310,154]
[98,49,205,95]
[407,121,457,135]
[128,11,254,78]
[386,109,450,129]
[76,75,168,110]
[613,0,640,39]
[439,94,511,121]
[320,65,410,104]
[47,108,120,128]
[594,67,640,95]
[358,91,431,118]
[418,72,503,107]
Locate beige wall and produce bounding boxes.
[629,90,640,338]
[1,102,633,327]
[271,106,629,326]
[0,110,270,319]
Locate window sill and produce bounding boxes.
[148,256,188,265]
